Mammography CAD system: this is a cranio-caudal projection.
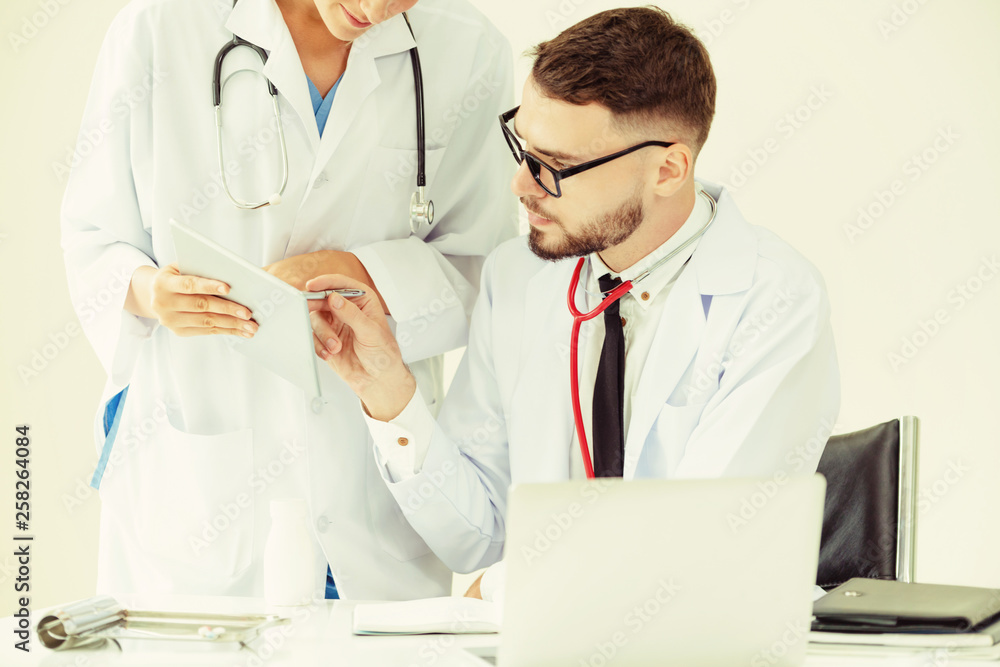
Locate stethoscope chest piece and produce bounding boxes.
[410,186,435,233]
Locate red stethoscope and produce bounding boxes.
[566,190,718,478]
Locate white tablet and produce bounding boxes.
[170,218,324,410]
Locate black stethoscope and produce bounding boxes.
[212,2,434,233]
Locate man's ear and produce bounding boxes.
[652,143,693,198]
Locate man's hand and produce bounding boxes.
[266,250,388,313]
[127,264,258,338]
[306,274,415,421]
[464,573,484,600]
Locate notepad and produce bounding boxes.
[808,626,1000,649]
[352,598,501,635]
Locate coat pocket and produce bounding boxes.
[128,418,255,577]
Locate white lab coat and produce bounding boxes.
[372,182,841,574]
[61,0,515,599]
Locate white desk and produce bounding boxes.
[4,595,998,666]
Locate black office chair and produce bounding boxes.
[815,416,918,590]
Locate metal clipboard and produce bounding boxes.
[37,596,291,651]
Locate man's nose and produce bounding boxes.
[511,160,546,198]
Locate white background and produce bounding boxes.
[0,0,998,619]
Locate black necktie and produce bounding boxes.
[592,273,625,477]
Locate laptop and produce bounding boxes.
[494,475,826,667]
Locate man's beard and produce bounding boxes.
[524,190,644,262]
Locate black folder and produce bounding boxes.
[813,578,1000,634]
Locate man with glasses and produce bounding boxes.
[307,7,839,597]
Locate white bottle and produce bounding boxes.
[263,499,316,606]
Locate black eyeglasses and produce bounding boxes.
[498,106,675,198]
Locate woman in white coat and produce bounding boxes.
[61,0,515,600]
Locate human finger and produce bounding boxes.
[165,312,258,336]
[170,294,253,320]
[172,325,253,338]
[165,269,231,296]
[323,290,385,343]
[313,332,332,361]
[310,311,342,354]
[307,298,329,313]
[305,274,369,293]
[305,274,378,309]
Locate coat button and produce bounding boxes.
[620,317,627,327]
[641,291,650,301]
[397,437,409,447]
[316,515,330,532]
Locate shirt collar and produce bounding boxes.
[586,183,713,310]
[226,0,283,52]
[355,13,417,60]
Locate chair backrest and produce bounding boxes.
[815,416,918,589]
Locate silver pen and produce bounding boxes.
[302,289,366,300]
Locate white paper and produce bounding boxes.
[352,597,501,635]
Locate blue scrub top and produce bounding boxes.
[307,75,342,137]
[309,74,342,600]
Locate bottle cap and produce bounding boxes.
[270,498,308,519]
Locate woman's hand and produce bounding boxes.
[265,250,336,291]
[126,264,258,338]
[306,274,415,421]
[266,250,387,313]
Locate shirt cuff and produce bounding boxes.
[479,561,506,607]
[364,386,436,482]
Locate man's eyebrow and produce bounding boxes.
[512,117,581,163]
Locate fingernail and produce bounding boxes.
[241,331,253,338]
[326,338,337,350]
[243,323,256,332]
[218,285,228,294]
[331,295,344,310]
[238,309,250,319]
[319,349,329,359]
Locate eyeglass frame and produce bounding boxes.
[498,105,676,198]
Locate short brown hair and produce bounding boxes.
[529,7,716,154]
